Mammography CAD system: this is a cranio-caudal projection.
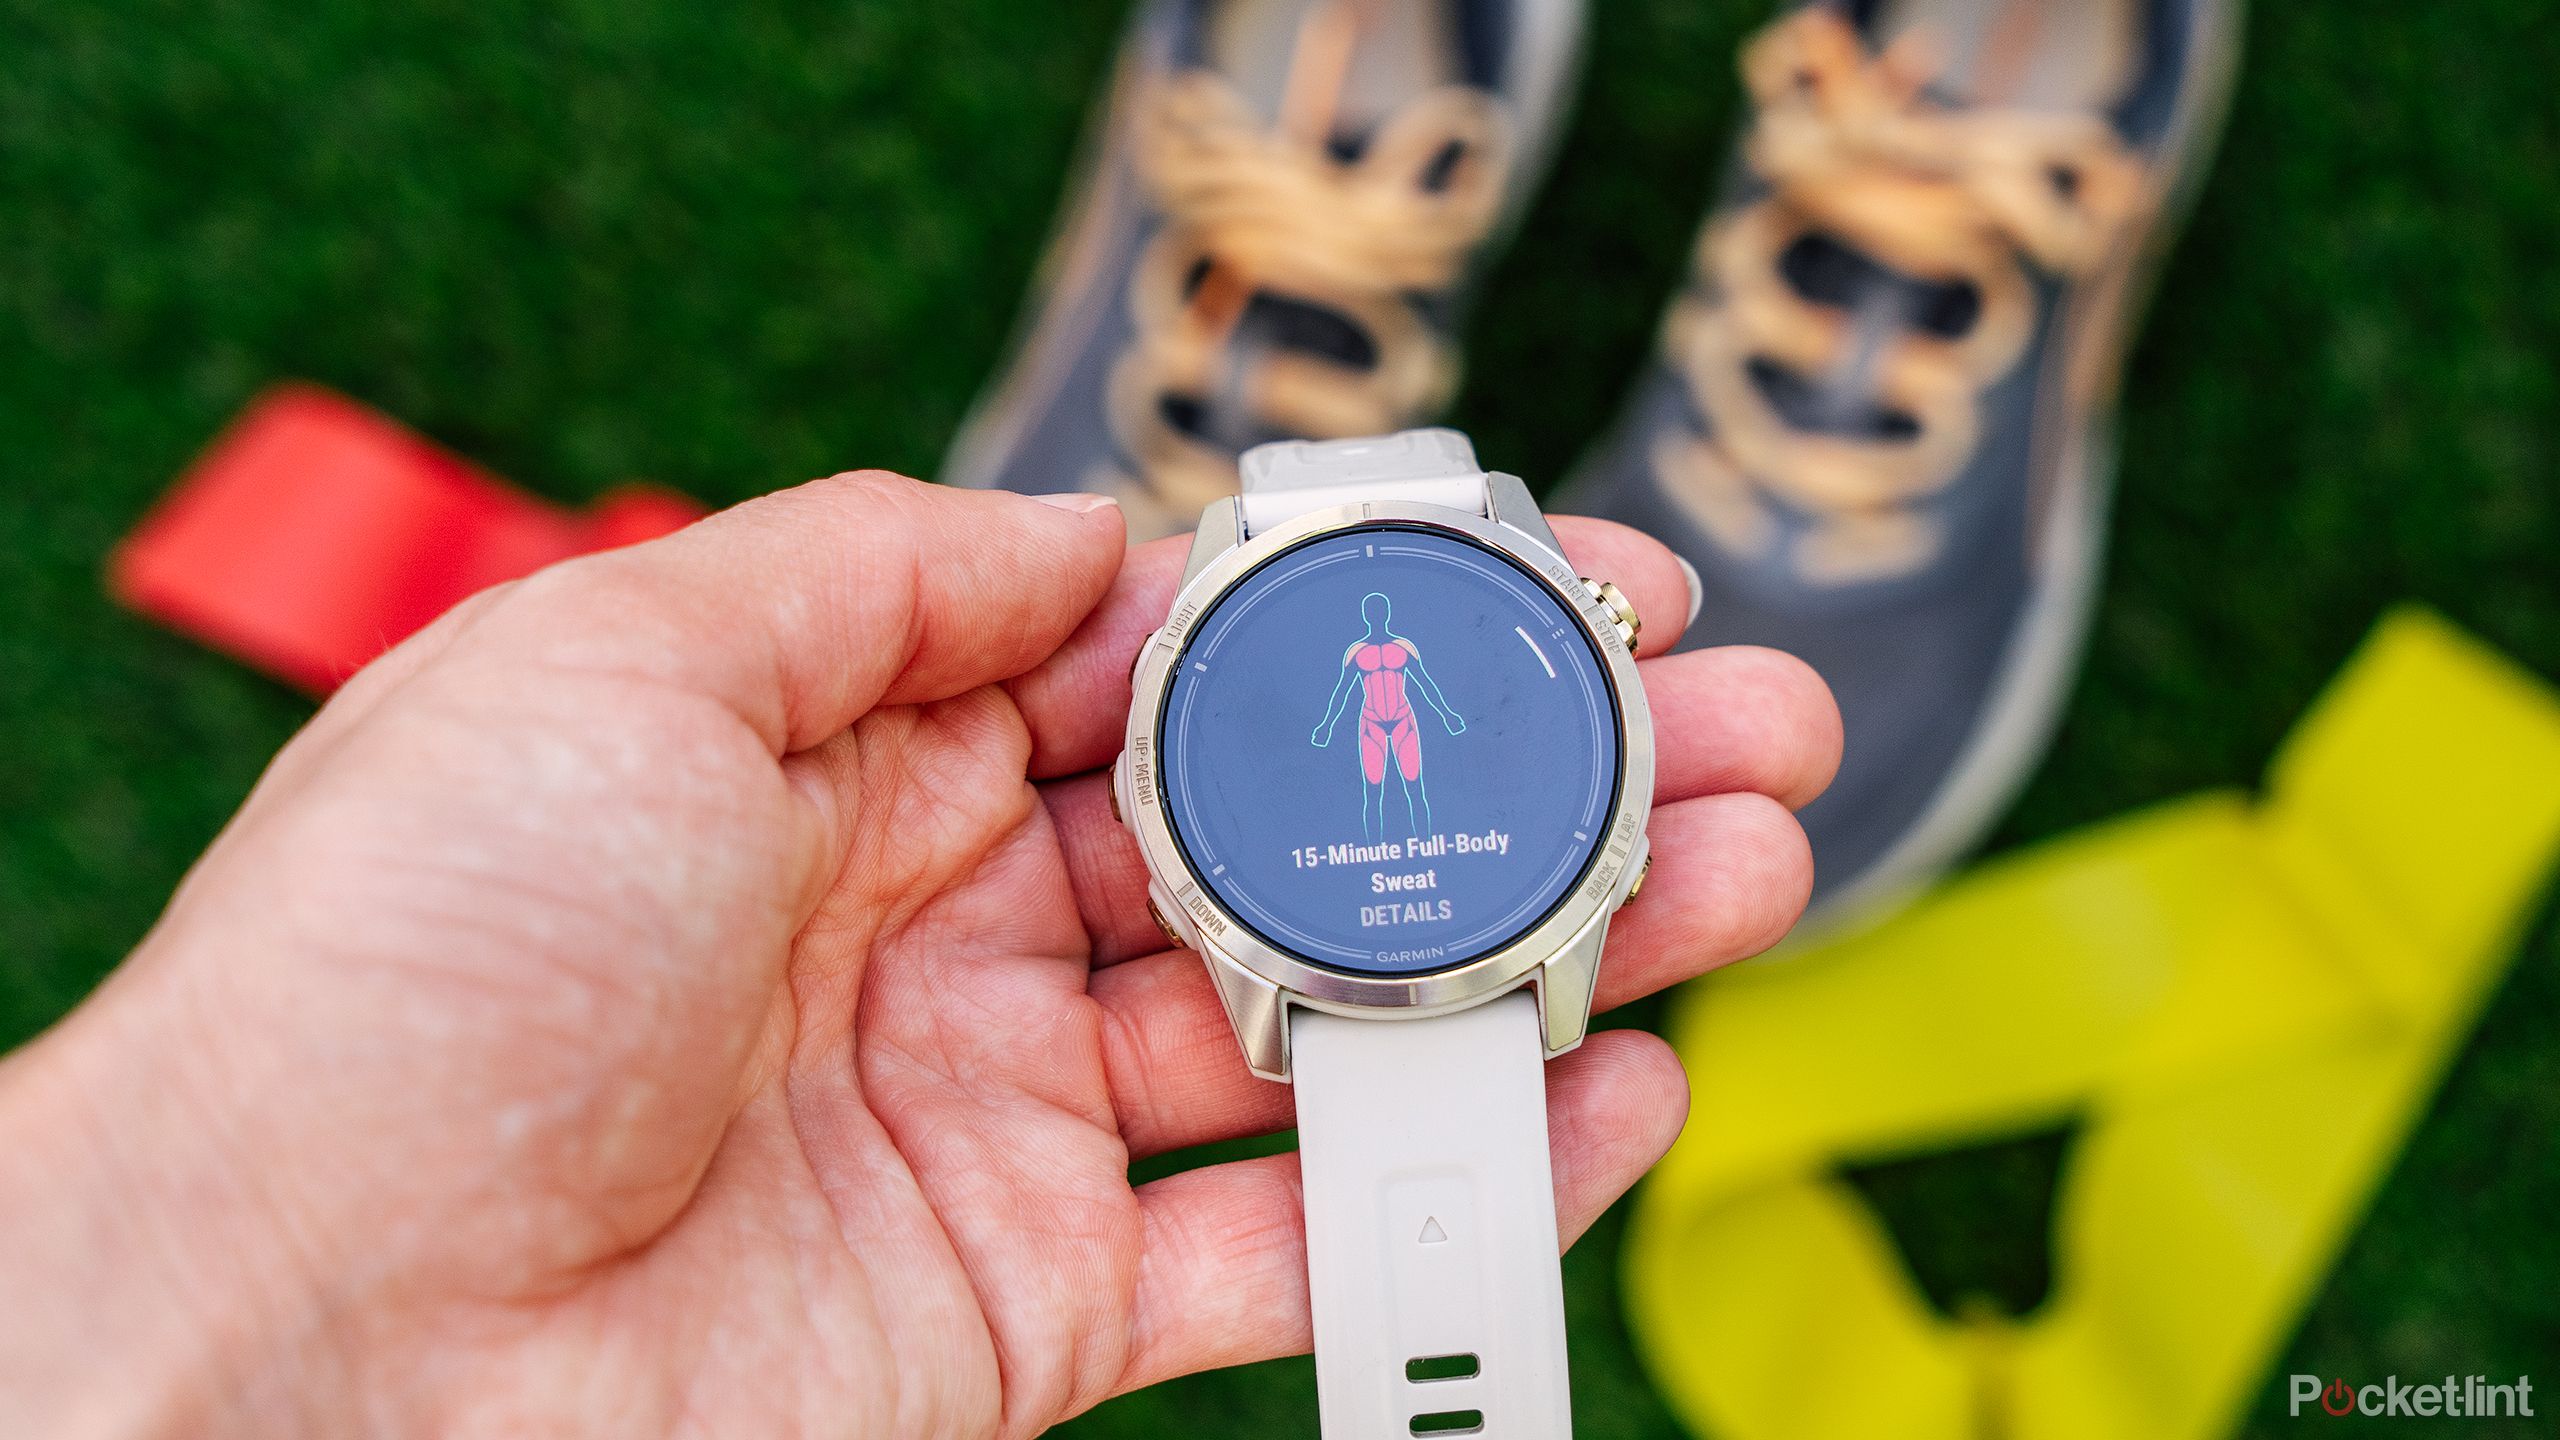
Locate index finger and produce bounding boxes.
[1009,515,1702,779]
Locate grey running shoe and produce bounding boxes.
[1561,0,2240,922]
[942,0,1584,540]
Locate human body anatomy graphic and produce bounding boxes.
[1311,592,1466,840]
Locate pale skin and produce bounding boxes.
[0,474,1840,1440]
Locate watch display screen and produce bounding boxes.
[1156,524,1622,978]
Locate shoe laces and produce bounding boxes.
[1104,41,1510,532]
[1659,8,2145,583]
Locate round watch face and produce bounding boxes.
[1155,524,1623,978]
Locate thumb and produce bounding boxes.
[443,472,1127,755]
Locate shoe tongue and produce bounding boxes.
[1204,0,1462,138]
[1159,288,1381,458]
[1243,290,1380,368]
[1779,233,1983,342]
[1868,0,2140,114]
[1756,231,1981,445]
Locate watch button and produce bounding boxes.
[1147,896,1190,951]
[1128,629,1156,689]
[1581,577,1641,648]
[1110,755,1126,824]
[1626,853,1652,902]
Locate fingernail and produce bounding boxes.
[1677,554,1705,629]
[1032,491,1120,514]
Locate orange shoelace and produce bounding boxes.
[1104,21,1511,532]
[1659,8,2145,583]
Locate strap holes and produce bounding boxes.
[1409,1408,1485,1436]
[1405,1353,1481,1383]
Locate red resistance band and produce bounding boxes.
[110,385,708,694]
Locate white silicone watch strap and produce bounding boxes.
[1237,428,1490,536]
[1236,431,1568,1439]
[1293,994,1570,1440]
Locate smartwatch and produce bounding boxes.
[1112,428,1655,1438]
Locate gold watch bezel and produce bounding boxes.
[1120,495,1655,1077]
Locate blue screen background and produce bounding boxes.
[1158,526,1621,977]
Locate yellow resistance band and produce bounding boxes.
[1624,607,2560,1440]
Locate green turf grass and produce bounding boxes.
[2,1,2554,1434]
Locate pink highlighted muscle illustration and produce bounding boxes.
[1312,592,1466,839]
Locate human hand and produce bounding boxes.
[0,473,1839,1439]
[1446,712,1467,735]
